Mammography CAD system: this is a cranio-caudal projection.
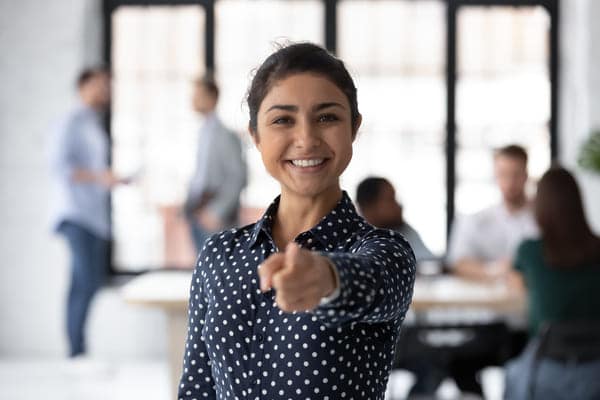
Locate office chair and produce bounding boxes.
[528,320,600,399]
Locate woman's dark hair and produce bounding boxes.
[535,166,600,267]
[356,177,389,210]
[246,42,360,135]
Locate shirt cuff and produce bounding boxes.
[319,257,341,305]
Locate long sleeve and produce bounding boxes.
[178,253,217,399]
[313,229,416,328]
[178,194,409,399]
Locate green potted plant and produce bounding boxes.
[578,130,600,174]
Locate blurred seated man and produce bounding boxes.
[504,167,600,400]
[447,144,538,282]
[356,178,502,396]
[356,176,436,262]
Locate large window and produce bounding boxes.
[105,0,558,272]
[455,5,551,215]
[110,5,205,271]
[338,0,447,254]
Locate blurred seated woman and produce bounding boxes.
[505,166,600,400]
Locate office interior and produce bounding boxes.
[1,0,599,399]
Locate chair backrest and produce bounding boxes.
[393,322,511,367]
[529,320,600,399]
[536,320,600,363]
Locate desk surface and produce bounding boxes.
[411,275,526,313]
[121,270,192,309]
[122,270,525,314]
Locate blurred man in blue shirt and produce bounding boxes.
[49,67,125,357]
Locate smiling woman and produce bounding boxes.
[178,43,416,400]
[251,74,356,226]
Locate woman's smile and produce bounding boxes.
[289,158,325,168]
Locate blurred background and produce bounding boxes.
[1,0,599,399]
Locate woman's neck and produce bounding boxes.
[272,186,342,250]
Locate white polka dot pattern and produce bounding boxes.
[178,192,416,400]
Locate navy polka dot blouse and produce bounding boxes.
[178,192,416,400]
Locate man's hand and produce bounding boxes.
[454,257,512,283]
[257,243,338,312]
[72,169,120,187]
[196,210,223,231]
[484,258,512,281]
[97,170,119,188]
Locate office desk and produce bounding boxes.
[122,271,526,396]
[122,270,191,398]
[411,274,526,313]
[397,275,527,385]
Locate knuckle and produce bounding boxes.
[277,298,291,312]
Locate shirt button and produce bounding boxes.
[257,334,264,342]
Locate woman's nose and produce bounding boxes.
[294,120,321,149]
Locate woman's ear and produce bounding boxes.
[248,124,260,148]
[351,114,363,142]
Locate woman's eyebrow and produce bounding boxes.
[313,102,345,111]
[265,102,346,113]
[266,104,298,113]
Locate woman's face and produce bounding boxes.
[252,73,359,201]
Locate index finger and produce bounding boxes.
[257,253,285,292]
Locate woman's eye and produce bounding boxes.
[317,114,339,123]
[273,116,293,125]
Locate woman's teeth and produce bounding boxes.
[291,159,325,167]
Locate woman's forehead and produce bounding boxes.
[259,73,349,111]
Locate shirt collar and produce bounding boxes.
[248,191,364,250]
[498,201,532,219]
[203,111,219,126]
[76,101,102,119]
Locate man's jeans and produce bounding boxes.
[58,221,108,357]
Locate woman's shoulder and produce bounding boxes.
[200,225,257,253]
[354,224,415,256]
[518,237,543,252]
[523,237,541,246]
[515,238,542,262]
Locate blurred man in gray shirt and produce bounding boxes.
[184,76,247,252]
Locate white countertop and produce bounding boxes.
[121,270,192,309]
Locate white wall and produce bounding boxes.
[559,0,600,232]
[0,0,166,359]
[0,0,599,359]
